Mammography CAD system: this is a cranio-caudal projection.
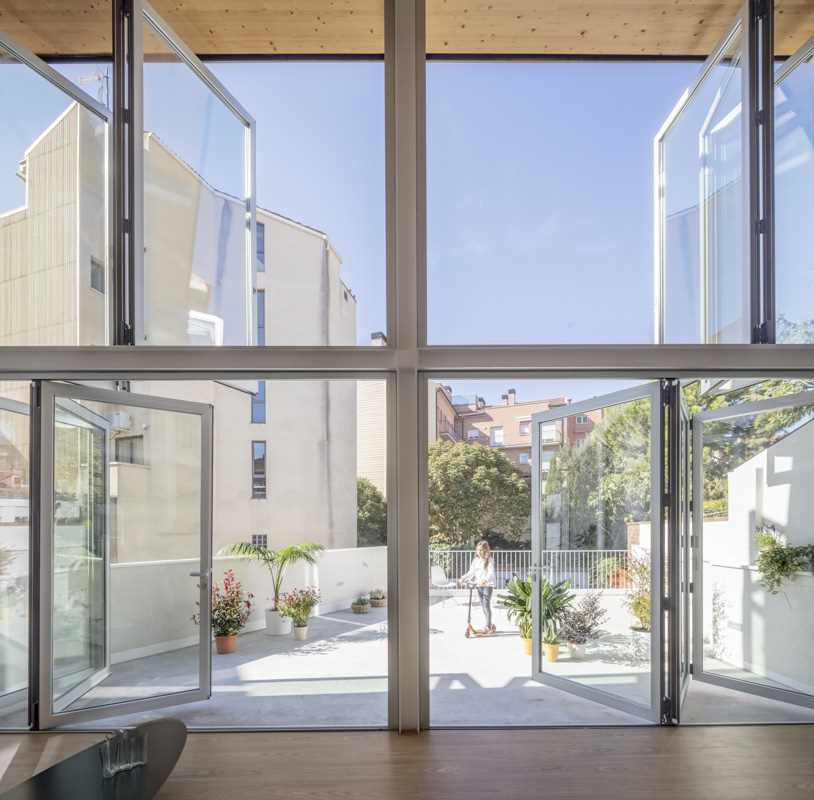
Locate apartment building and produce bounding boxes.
[430,385,602,478]
[0,103,360,561]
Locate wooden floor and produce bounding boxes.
[2,727,814,799]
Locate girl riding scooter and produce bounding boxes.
[459,540,497,635]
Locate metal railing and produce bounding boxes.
[429,548,631,591]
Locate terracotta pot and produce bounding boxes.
[265,608,292,636]
[543,642,560,662]
[215,634,238,655]
[521,636,533,656]
[352,603,370,614]
[293,625,308,641]
[370,598,387,608]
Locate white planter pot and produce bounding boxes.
[293,625,308,641]
[265,608,292,636]
[568,642,586,660]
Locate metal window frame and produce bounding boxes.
[691,388,814,711]
[250,438,267,499]
[1,0,814,736]
[121,0,257,347]
[653,0,775,345]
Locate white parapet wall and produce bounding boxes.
[109,545,388,664]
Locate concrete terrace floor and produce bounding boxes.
[25,595,810,730]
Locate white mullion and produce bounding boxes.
[392,0,424,733]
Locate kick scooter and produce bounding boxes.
[462,580,496,638]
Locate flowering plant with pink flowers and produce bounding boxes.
[277,587,320,628]
[193,569,254,637]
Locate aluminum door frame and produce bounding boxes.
[530,381,664,723]
[35,380,214,728]
[691,388,814,710]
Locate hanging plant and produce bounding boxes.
[755,526,814,594]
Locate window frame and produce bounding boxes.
[0,0,812,738]
[251,439,267,499]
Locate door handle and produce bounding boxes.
[189,570,209,586]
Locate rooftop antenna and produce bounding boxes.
[79,66,111,108]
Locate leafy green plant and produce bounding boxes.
[590,555,628,588]
[221,542,324,610]
[357,478,387,547]
[624,552,651,631]
[278,588,320,627]
[560,593,608,644]
[369,589,386,600]
[755,526,814,594]
[539,578,575,644]
[498,576,533,639]
[353,595,369,605]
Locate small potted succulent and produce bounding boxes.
[193,569,253,655]
[278,587,320,641]
[560,592,608,659]
[369,588,387,608]
[351,595,370,614]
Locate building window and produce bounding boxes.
[90,256,105,294]
[251,380,266,424]
[115,435,144,465]
[518,420,530,436]
[466,428,480,441]
[256,289,266,346]
[250,533,268,549]
[542,424,557,442]
[518,452,530,465]
[576,414,589,424]
[252,440,267,498]
[256,221,266,272]
[490,426,504,446]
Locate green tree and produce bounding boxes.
[357,478,388,547]
[428,440,530,549]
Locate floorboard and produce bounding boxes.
[2,727,814,799]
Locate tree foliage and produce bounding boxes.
[428,440,530,549]
[357,477,388,547]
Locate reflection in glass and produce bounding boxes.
[698,403,814,698]
[775,51,814,343]
[141,19,250,346]
[49,392,204,715]
[0,47,109,346]
[540,399,653,710]
[661,28,747,343]
[0,386,30,727]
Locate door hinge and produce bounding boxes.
[689,582,694,593]
[689,663,694,675]
[753,320,772,344]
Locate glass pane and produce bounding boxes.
[49,392,205,715]
[63,379,389,729]
[540,397,654,711]
[141,18,250,346]
[0,383,30,727]
[0,47,109,346]
[775,47,814,343]
[661,28,748,343]
[698,401,814,700]
[427,59,699,344]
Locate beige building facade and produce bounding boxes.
[0,102,362,563]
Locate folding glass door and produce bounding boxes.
[654,9,750,344]
[689,388,814,711]
[36,381,213,728]
[530,383,664,722]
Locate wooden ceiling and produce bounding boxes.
[0,0,811,57]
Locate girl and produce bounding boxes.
[460,540,497,633]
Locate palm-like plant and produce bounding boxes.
[497,576,533,639]
[221,542,324,610]
[539,577,575,644]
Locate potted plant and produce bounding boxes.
[560,592,608,659]
[369,588,387,608]
[755,525,814,593]
[498,576,533,655]
[193,569,253,655]
[351,595,370,614]
[539,577,575,663]
[222,541,324,635]
[278,587,320,641]
[624,552,651,631]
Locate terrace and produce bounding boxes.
[4,548,807,730]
